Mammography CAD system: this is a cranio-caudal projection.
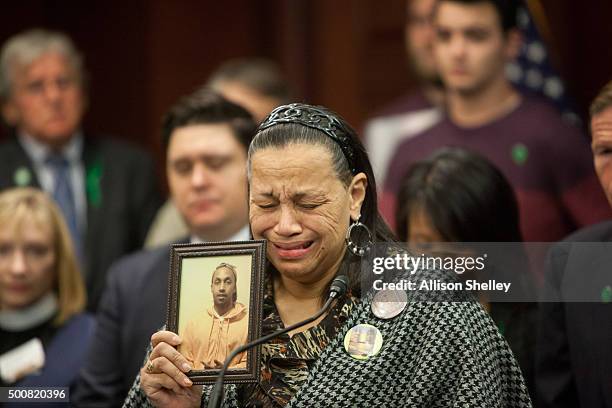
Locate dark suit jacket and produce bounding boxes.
[0,136,161,310]
[72,240,186,407]
[537,220,612,408]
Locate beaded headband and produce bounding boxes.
[257,103,357,174]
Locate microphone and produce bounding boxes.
[329,275,349,299]
[207,275,349,408]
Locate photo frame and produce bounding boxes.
[166,240,266,385]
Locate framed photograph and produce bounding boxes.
[166,240,266,385]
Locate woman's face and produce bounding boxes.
[249,143,366,285]
[407,208,444,244]
[0,219,56,310]
[407,208,475,261]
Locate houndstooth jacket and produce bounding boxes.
[122,275,532,408]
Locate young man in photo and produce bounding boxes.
[180,263,249,370]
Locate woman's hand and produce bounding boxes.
[140,330,202,408]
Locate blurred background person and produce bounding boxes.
[396,148,522,243]
[364,0,444,192]
[72,90,254,407]
[145,57,292,248]
[207,57,292,123]
[536,80,612,408]
[0,187,94,394]
[383,0,611,243]
[395,147,537,401]
[0,28,161,311]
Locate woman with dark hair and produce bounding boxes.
[395,147,537,400]
[395,147,521,244]
[124,105,531,407]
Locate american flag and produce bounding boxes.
[506,1,580,125]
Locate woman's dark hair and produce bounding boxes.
[248,104,397,297]
[161,88,256,151]
[395,147,522,242]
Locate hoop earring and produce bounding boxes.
[346,216,373,256]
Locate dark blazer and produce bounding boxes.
[0,136,161,310]
[72,240,186,408]
[536,220,612,408]
[4,314,96,408]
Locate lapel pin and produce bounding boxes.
[601,285,612,303]
[13,167,32,186]
[344,324,383,360]
[371,289,408,320]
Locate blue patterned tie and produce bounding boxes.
[46,154,82,259]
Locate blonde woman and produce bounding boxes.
[0,187,94,389]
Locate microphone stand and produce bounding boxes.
[207,276,348,408]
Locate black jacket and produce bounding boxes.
[536,220,612,407]
[0,135,162,310]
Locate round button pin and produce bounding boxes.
[601,285,612,303]
[13,167,31,187]
[371,289,408,319]
[344,324,383,360]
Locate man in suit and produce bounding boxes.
[145,57,292,248]
[0,29,161,310]
[72,90,254,407]
[536,80,612,407]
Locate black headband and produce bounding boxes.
[257,103,357,174]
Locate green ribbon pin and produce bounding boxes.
[511,143,529,166]
[86,159,103,208]
[601,286,612,303]
[497,321,506,336]
[13,166,32,186]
